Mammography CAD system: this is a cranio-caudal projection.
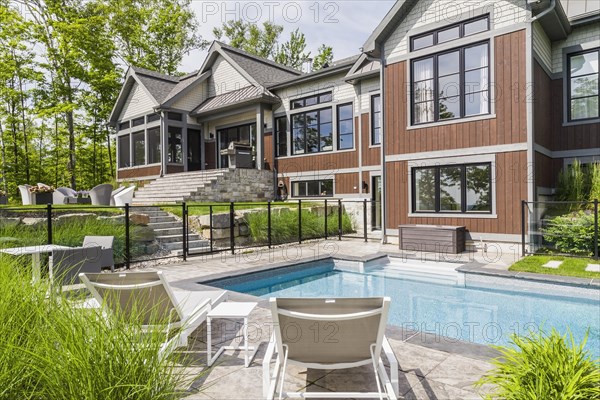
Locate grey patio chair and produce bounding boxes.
[263,297,399,400]
[83,235,115,271]
[110,186,125,206]
[53,187,78,204]
[79,271,227,355]
[89,183,113,206]
[50,246,104,287]
[18,184,33,205]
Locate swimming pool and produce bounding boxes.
[207,259,600,356]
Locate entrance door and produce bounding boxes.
[372,175,382,230]
[187,129,202,171]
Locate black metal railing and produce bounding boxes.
[522,199,599,259]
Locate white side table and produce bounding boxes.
[207,302,258,368]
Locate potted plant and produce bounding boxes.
[29,184,55,205]
[0,189,7,205]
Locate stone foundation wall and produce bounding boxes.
[190,169,274,202]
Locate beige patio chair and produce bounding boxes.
[53,187,78,204]
[83,235,115,271]
[263,297,399,400]
[18,184,33,205]
[80,271,227,355]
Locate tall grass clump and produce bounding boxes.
[476,329,600,400]
[246,208,354,245]
[0,256,192,399]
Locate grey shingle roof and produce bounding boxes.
[268,54,361,89]
[163,73,206,104]
[191,86,278,115]
[131,67,179,103]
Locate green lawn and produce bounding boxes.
[509,255,600,279]
[162,201,327,217]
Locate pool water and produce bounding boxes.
[209,261,600,356]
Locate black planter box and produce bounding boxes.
[32,192,53,205]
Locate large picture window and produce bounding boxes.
[412,42,490,124]
[292,108,333,154]
[371,95,381,145]
[410,15,489,51]
[275,116,287,157]
[292,179,333,197]
[168,126,183,164]
[412,163,492,214]
[290,91,332,110]
[337,103,354,150]
[147,127,161,164]
[568,49,599,121]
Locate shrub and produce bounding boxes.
[556,159,588,203]
[542,211,595,256]
[590,162,600,203]
[245,208,354,245]
[476,329,600,400]
[0,256,192,399]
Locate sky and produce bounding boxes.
[180,0,396,72]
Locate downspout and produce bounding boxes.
[379,44,387,245]
[530,0,556,22]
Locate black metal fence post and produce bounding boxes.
[594,199,599,260]
[298,200,302,244]
[125,203,130,269]
[324,199,328,240]
[46,203,52,244]
[338,199,342,241]
[230,202,235,255]
[363,199,368,242]
[182,202,187,261]
[209,205,214,253]
[521,200,526,257]
[268,201,272,248]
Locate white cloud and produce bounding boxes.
[181,0,395,72]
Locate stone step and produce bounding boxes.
[164,239,210,251]
[153,227,185,236]
[130,209,171,217]
[149,216,178,223]
[134,190,197,198]
[156,233,200,243]
[148,221,180,229]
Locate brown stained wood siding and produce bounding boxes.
[205,141,216,169]
[362,171,371,194]
[264,132,274,170]
[117,165,160,180]
[384,30,528,156]
[535,151,562,189]
[533,61,553,149]
[335,173,359,195]
[276,150,358,175]
[386,151,528,235]
[361,113,381,166]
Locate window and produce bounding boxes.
[371,95,381,145]
[290,91,333,110]
[412,163,492,214]
[412,42,490,124]
[168,112,182,121]
[410,15,489,51]
[275,116,288,157]
[118,135,130,168]
[147,127,161,164]
[132,131,145,166]
[147,113,160,123]
[292,179,333,197]
[132,117,144,127]
[118,121,130,131]
[292,108,333,154]
[168,126,183,163]
[568,49,599,121]
[337,103,354,150]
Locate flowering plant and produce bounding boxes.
[28,185,55,194]
[0,189,6,196]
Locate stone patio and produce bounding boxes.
[130,239,514,399]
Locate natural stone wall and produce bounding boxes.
[189,169,274,202]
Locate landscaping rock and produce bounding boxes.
[132,226,155,242]
[202,227,235,240]
[197,212,231,229]
[98,215,126,224]
[129,213,150,225]
[22,217,46,227]
[54,213,97,226]
[238,223,249,236]
[0,217,21,228]
[144,243,160,255]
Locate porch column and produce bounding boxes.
[160,111,168,176]
[256,104,264,170]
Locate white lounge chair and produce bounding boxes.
[113,186,135,207]
[80,271,227,355]
[110,186,125,206]
[18,184,33,205]
[263,297,399,399]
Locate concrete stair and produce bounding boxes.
[135,207,209,255]
[132,168,274,205]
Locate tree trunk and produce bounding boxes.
[105,124,114,177]
[17,68,30,182]
[0,119,8,194]
[66,109,76,189]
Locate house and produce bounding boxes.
[109,0,599,245]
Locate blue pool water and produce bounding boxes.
[209,261,600,356]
